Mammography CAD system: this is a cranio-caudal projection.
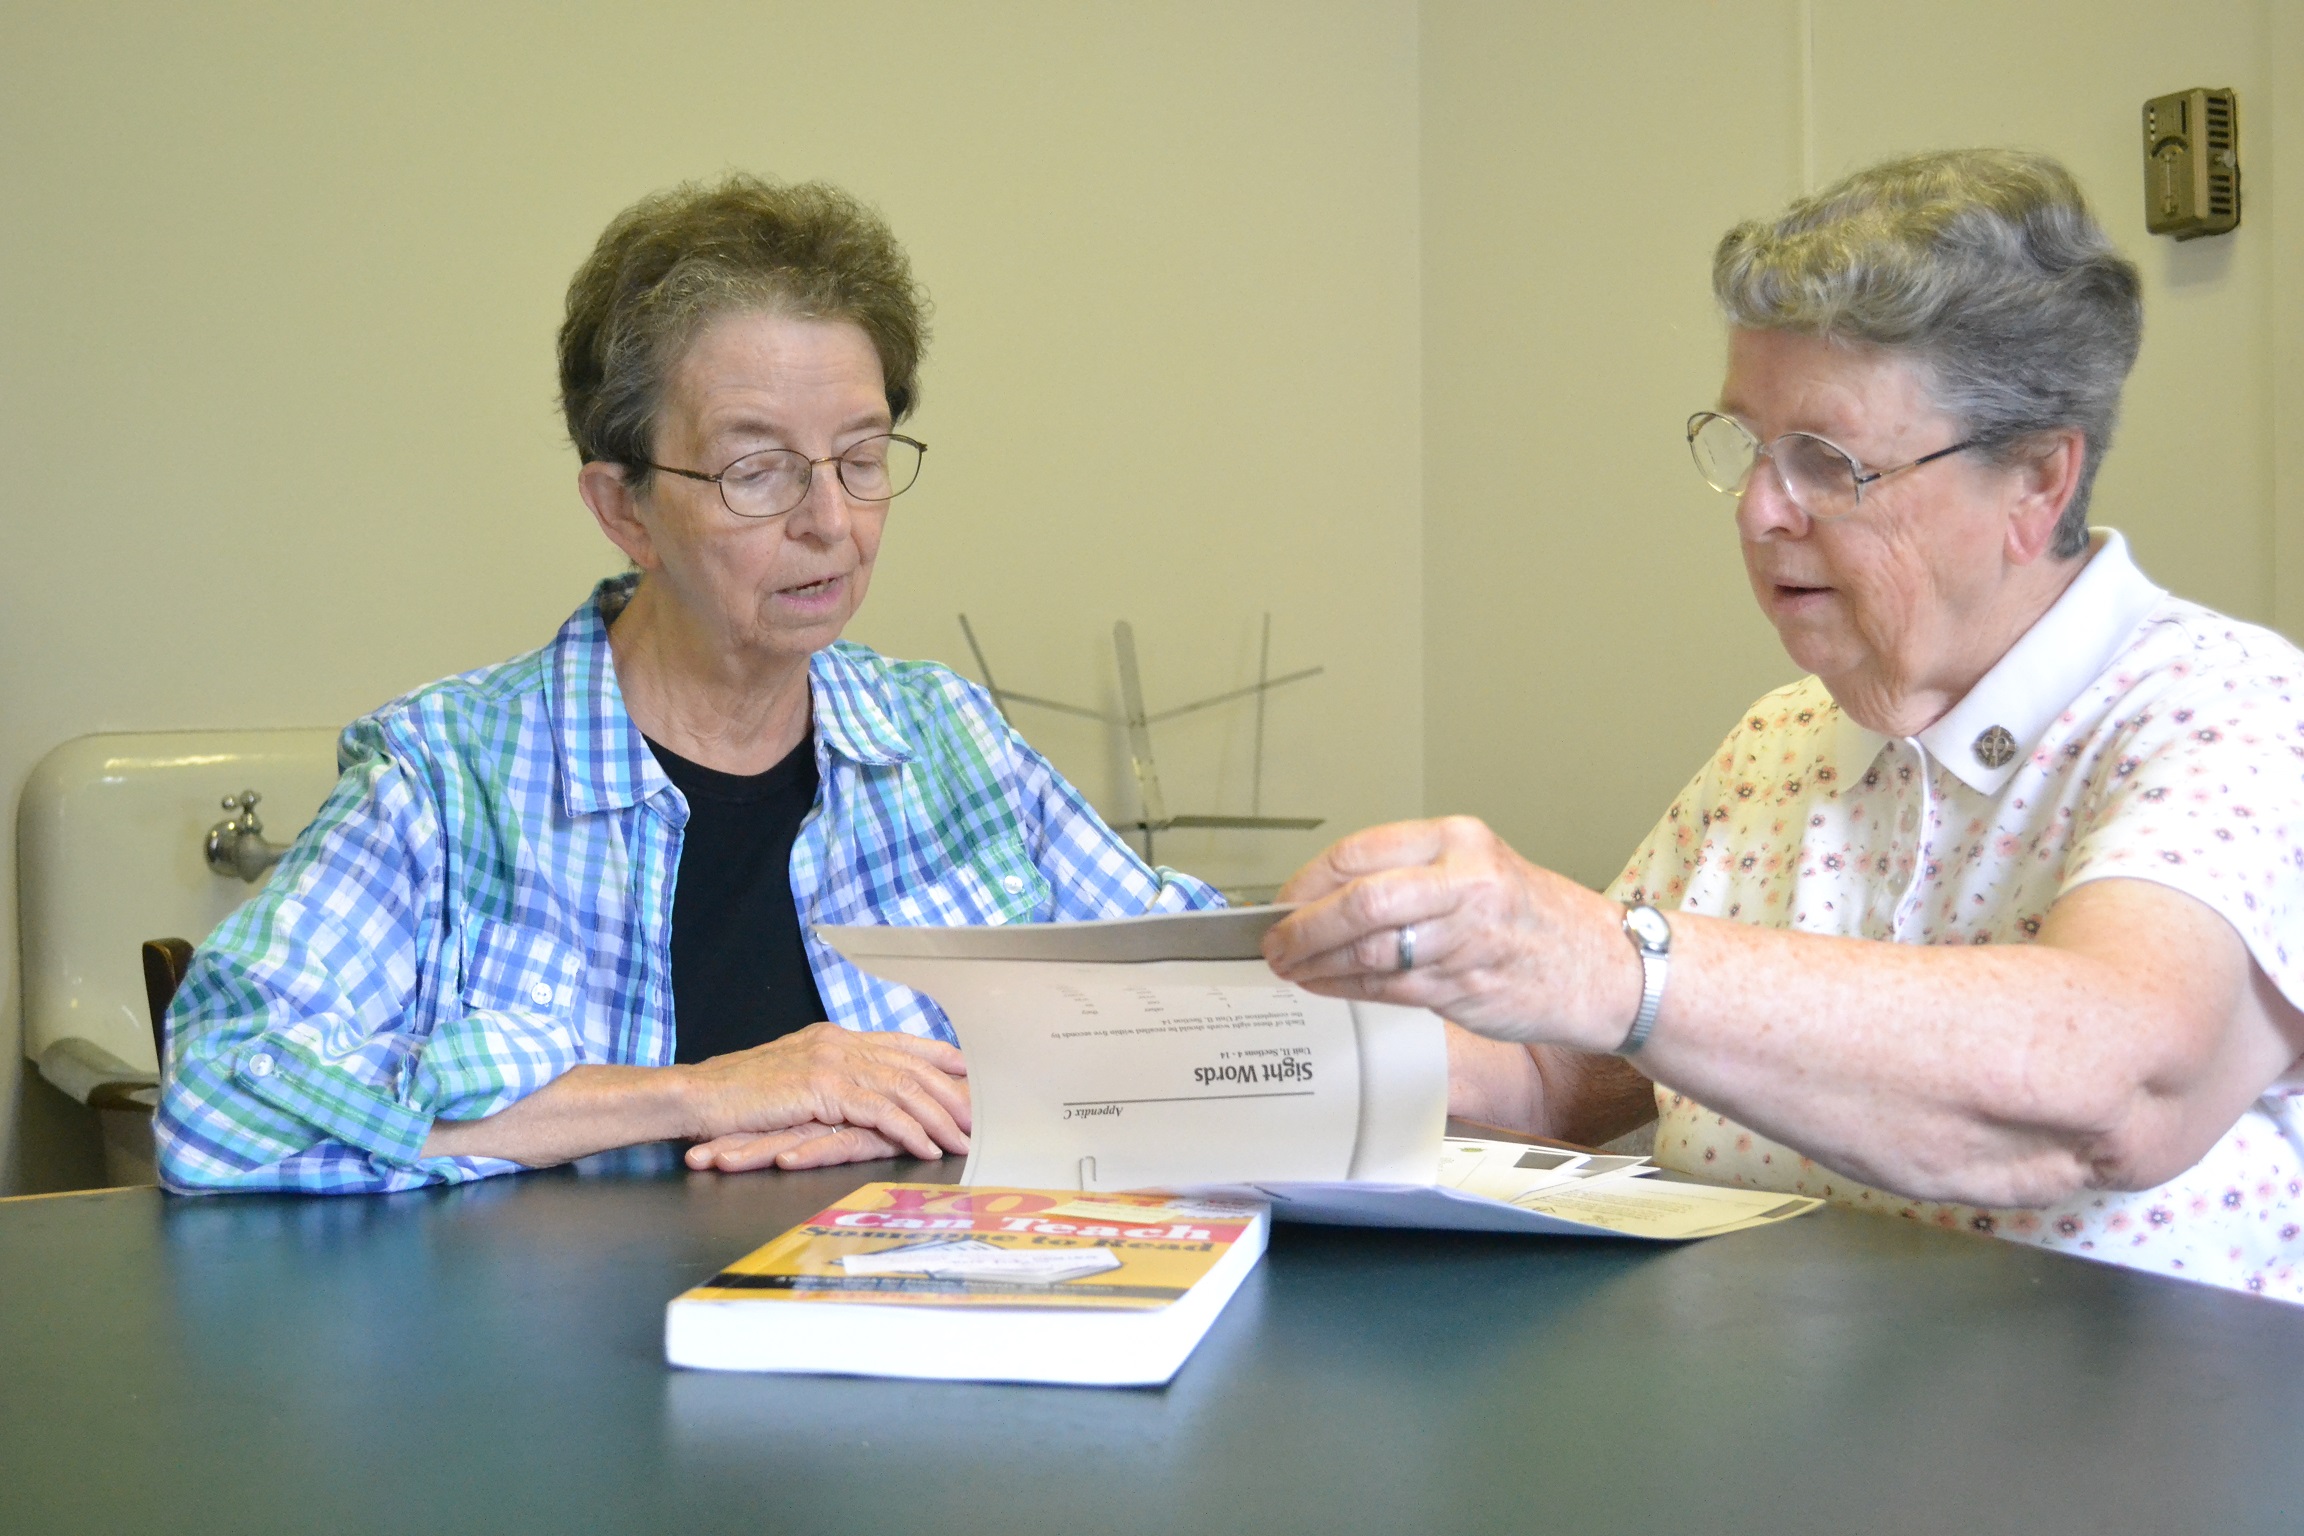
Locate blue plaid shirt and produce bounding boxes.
[157,577,1220,1193]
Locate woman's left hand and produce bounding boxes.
[1261,816,1637,1052]
[685,1121,905,1172]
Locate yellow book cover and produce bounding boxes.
[666,1184,1270,1384]
[682,1184,1257,1310]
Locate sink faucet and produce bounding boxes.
[205,790,290,883]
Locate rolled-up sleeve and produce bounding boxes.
[156,728,579,1193]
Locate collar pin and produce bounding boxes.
[1973,725,2017,769]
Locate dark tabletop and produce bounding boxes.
[4,1145,2299,1536]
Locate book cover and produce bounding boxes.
[666,1184,1270,1385]
[681,1184,1258,1309]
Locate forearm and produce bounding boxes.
[421,1064,697,1167]
[1632,918,2115,1202]
[1446,1025,1657,1147]
[1627,885,2289,1204]
[1268,819,2299,1210]
[421,1023,976,1169]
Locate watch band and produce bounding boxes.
[1618,904,1671,1056]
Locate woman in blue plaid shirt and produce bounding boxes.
[157,176,1220,1194]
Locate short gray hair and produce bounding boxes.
[559,174,930,490]
[1713,149,2141,557]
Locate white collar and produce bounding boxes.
[1819,529,2167,796]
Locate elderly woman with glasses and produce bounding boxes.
[159,175,1220,1194]
[1265,149,2304,1300]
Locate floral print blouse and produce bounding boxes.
[1612,531,2304,1302]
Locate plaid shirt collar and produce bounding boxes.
[548,575,916,819]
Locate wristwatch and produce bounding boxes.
[1618,904,1672,1055]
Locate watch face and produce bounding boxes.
[1626,905,1671,951]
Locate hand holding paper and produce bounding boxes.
[820,910,1817,1241]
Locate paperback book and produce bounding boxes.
[666,1182,1268,1386]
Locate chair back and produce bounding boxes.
[140,938,195,1069]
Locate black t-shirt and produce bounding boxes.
[644,733,829,1064]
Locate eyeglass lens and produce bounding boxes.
[719,435,923,519]
[1688,414,1860,519]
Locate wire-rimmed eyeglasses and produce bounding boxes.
[1686,411,1975,521]
[648,432,927,520]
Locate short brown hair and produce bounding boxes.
[558,174,930,484]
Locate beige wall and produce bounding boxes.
[2277,0,2304,643]
[7,1,2298,1190]
[0,1,1422,1190]
[1421,0,1809,892]
[1423,0,2304,887]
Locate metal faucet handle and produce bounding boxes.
[206,789,285,884]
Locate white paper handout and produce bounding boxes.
[820,908,1443,1191]
[820,909,1820,1242]
[1256,1135,1814,1239]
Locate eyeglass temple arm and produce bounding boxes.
[1856,438,1979,489]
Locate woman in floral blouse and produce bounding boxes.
[1264,149,2304,1301]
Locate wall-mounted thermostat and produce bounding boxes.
[2142,88,2239,239]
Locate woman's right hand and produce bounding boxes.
[1262,816,1636,1052]
[678,1021,971,1171]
